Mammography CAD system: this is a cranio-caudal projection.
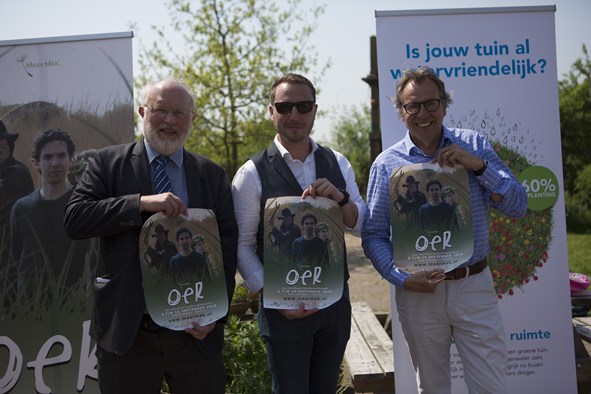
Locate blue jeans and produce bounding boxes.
[258,285,351,394]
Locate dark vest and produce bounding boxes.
[251,143,349,280]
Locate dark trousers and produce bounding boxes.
[96,320,225,394]
[258,285,351,394]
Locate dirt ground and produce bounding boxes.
[345,232,392,313]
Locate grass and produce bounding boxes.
[568,233,591,275]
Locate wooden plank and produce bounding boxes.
[344,302,395,393]
[351,302,395,379]
[573,317,591,343]
[576,357,591,383]
[345,311,383,379]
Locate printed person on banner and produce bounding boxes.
[231,73,365,393]
[10,129,89,303]
[64,79,237,394]
[0,120,34,300]
[362,66,527,393]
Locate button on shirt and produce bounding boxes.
[232,136,366,293]
[361,127,527,288]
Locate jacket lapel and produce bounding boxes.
[130,139,154,197]
[183,150,203,207]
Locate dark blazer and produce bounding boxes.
[64,139,237,355]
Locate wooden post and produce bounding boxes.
[362,35,382,162]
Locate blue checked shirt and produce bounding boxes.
[361,126,527,287]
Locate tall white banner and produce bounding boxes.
[0,32,133,394]
[376,6,576,393]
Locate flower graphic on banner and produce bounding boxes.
[488,142,553,298]
[447,110,553,298]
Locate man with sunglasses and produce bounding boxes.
[232,73,365,393]
[362,67,526,393]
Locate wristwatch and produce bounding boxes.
[337,189,350,207]
[474,159,488,176]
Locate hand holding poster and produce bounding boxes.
[263,196,344,310]
[390,163,473,273]
[140,209,228,329]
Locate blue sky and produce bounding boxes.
[1,0,589,141]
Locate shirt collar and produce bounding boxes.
[272,135,318,160]
[402,126,454,156]
[144,139,184,168]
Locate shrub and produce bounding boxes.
[565,164,591,233]
[224,315,271,393]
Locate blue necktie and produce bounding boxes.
[152,155,172,194]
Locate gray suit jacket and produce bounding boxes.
[64,139,237,355]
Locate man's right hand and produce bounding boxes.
[140,193,188,216]
[403,269,445,293]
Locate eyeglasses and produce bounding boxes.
[273,101,316,115]
[402,99,441,115]
[145,106,192,120]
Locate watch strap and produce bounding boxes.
[474,159,488,177]
[337,189,350,207]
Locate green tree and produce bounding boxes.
[136,0,328,177]
[323,105,372,197]
[559,44,591,195]
[565,164,591,233]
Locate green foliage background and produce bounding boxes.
[559,44,591,233]
[136,0,329,177]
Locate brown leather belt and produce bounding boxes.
[444,257,487,280]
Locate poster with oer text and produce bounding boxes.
[390,163,473,273]
[263,196,344,310]
[140,209,228,329]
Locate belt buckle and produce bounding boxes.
[462,265,470,279]
[450,266,469,280]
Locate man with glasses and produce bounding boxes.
[362,67,526,393]
[232,73,365,393]
[65,79,238,393]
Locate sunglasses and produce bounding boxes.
[273,101,316,115]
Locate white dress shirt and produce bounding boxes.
[231,136,365,293]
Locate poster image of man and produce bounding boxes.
[418,179,461,233]
[441,185,470,229]
[393,174,427,227]
[291,213,330,272]
[9,129,91,304]
[143,223,178,274]
[315,222,335,269]
[0,120,34,281]
[169,227,212,284]
[268,207,301,259]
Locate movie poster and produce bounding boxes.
[390,163,473,273]
[263,196,344,310]
[139,209,228,329]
